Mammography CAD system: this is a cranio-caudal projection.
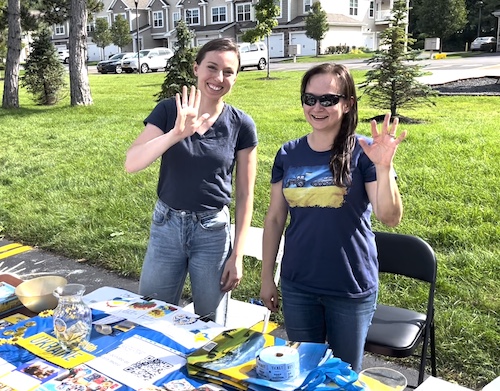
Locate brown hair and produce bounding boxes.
[195,38,241,72]
[301,63,358,187]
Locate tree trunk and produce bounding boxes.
[69,0,92,106]
[1,0,21,109]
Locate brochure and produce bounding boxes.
[0,358,68,391]
[86,335,186,390]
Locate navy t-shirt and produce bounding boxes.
[145,98,258,211]
[271,135,380,298]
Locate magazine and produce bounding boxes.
[35,364,123,391]
[187,328,331,391]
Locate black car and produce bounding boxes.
[97,52,134,74]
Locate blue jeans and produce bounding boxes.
[281,278,377,373]
[139,199,231,324]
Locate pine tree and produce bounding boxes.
[21,28,66,105]
[156,20,197,102]
[361,0,436,122]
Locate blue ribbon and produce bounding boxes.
[295,357,367,391]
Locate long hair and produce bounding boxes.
[195,38,241,72]
[300,63,358,187]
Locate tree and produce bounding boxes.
[241,0,280,79]
[305,2,329,56]
[21,28,66,105]
[68,0,92,106]
[111,14,132,52]
[92,18,112,60]
[361,0,436,122]
[156,20,197,101]
[414,0,467,52]
[2,0,21,108]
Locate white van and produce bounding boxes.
[238,42,268,71]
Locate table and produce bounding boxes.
[1,286,336,391]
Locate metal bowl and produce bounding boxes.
[15,276,68,313]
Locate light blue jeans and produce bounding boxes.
[139,199,231,324]
[281,278,377,373]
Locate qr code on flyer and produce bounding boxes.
[123,356,173,381]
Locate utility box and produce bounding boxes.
[289,44,301,56]
[424,38,440,51]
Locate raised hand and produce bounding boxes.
[359,113,407,167]
[173,85,210,139]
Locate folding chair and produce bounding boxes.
[184,225,284,333]
[364,231,437,386]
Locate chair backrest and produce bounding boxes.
[374,231,437,284]
[230,224,284,284]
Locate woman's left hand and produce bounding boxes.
[220,254,243,292]
[359,113,407,167]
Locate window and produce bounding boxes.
[153,11,164,28]
[212,6,227,23]
[86,23,95,33]
[349,0,358,16]
[186,9,200,25]
[274,0,282,18]
[54,24,65,35]
[369,1,374,18]
[173,12,180,26]
[114,13,126,21]
[236,3,251,22]
[304,0,311,13]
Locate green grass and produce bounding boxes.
[1,70,499,389]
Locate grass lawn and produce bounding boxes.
[0,69,498,389]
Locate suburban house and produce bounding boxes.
[48,0,500,61]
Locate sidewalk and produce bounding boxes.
[1,237,427,390]
[416,63,500,85]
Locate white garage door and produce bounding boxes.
[196,37,212,47]
[269,33,284,58]
[290,32,316,56]
[88,43,119,62]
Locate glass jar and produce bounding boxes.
[53,283,92,350]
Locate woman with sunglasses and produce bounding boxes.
[260,63,406,372]
[125,38,257,324]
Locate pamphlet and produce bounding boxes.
[0,358,68,391]
[86,335,187,390]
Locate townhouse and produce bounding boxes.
[50,0,400,62]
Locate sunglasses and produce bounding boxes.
[301,93,346,107]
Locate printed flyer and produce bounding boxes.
[86,335,187,390]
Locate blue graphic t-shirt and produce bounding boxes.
[271,135,379,298]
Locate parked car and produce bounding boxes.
[97,52,135,74]
[58,49,69,64]
[471,36,497,52]
[121,48,174,73]
[238,42,268,71]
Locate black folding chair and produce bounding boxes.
[365,232,437,385]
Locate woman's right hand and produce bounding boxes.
[260,279,280,313]
[173,85,210,139]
